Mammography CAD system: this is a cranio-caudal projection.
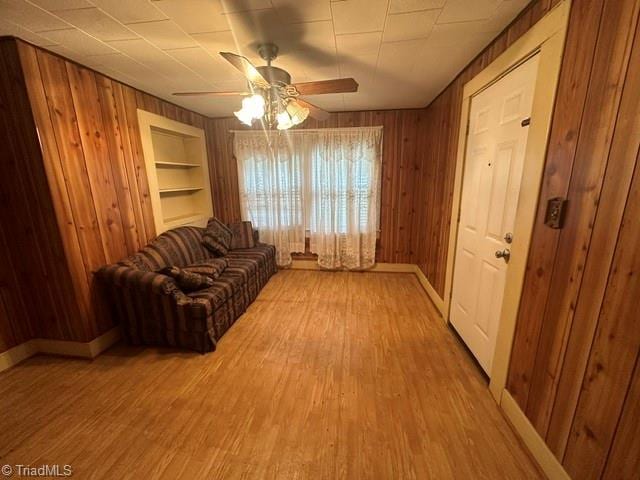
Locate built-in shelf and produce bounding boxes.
[137,110,212,233]
[159,186,203,194]
[155,160,201,168]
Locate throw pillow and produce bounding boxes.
[229,221,256,249]
[160,266,214,292]
[202,217,232,256]
[183,258,228,279]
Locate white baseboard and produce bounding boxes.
[412,265,445,317]
[290,260,445,318]
[0,326,121,374]
[500,390,570,480]
[0,341,38,374]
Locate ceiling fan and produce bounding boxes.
[173,43,358,130]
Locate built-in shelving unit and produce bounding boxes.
[137,110,213,234]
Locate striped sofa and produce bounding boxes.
[97,225,277,353]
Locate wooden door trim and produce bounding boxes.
[443,0,571,400]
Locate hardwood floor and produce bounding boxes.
[0,271,540,479]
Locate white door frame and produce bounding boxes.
[443,0,571,401]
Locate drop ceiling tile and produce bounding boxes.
[29,0,92,9]
[126,19,198,49]
[377,37,429,72]
[271,0,332,23]
[90,51,173,83]
[107,37,215,89]
[53,7,138,41]
[383,9,439,42]
[192,29,243,56]
[336,32,381,57]
[90,0,167,24]
[40,28,117,55]
[339,54,377,90]
[389,0,446,14]
[165,46,237,82]
[437,0,502,24]
[152,0,229,33]
[220,0,273,13]
[479,0,529,33]
[0,0,71,32]
[331,0,387,35]
[427,20,489,46]
[0,19,58,46]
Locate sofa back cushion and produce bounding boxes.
[202,218,232,256]
[229,221,256,249]
[119,226,209,271]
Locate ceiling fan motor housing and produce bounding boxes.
[255,65,291,87]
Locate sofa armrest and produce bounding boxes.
[96,265,215,353]
[253,228,259,243]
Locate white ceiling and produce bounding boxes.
[0,0,530,116]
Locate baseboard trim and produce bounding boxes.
[0,326,121,374]
[0,341,38,374]
[289,260,445,317]
[412,266,445,317]
[500,390,570,480]
[289,260,416,273]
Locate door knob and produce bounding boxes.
[495,249,511,263]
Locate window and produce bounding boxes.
[234,127,382,268]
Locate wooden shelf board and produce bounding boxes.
[159,186,203,194]
[155,161,201,168]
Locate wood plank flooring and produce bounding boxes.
[0,271,541,479]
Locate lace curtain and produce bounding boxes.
[234,127,382,269]
[234,131,306,266]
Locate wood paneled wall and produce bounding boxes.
[0,38,207,350]
[205,110,427,265]
[505,0,640,478]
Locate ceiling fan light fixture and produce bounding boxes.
[276,110,293,130]
[234,94,266,126]
[286,99,309,126]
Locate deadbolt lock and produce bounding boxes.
[504,232,513,244]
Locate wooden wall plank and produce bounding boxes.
[36,49,106,282]
[562,151,640,478]
[545,12,640,457]
[66,62,128,265]
[506,0,604,407]
[601,355,640,480]
[16,42,90,340]
[524,0,640,436]
[96,76,141,253]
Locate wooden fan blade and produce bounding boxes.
[220,52,271,89]
[292,78,358,95]
[173,91,250,96]
[296,98,330,121]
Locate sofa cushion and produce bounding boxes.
[119,226,208,271]
[160,266,214,292]
[183,258,228,279]
[229,221,256,250]
[202,217,232,256]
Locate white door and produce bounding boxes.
[450,54,540,375]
